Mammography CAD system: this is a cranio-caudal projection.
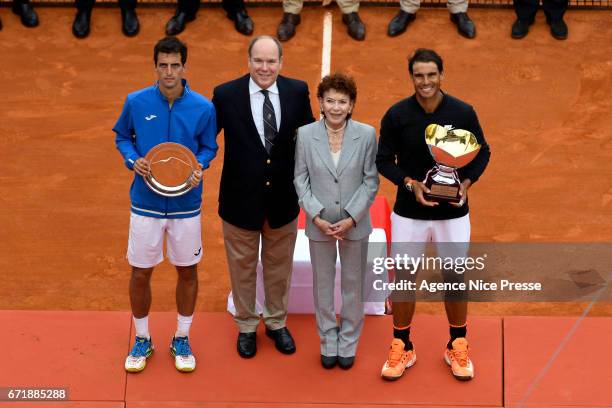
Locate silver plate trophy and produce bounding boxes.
[144,142,198,197]
[423,124,481,203]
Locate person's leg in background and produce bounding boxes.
[387,0,419,37]
[448,0,476,38]
[12,0,39,28]
[73,0,95,38]
[277,0,303,41]
[118,0,139,37]
[543,0,568,39]
[166,0,199,35]
[338,0,365,41]
[222,0,254,35]
[511,0,539,38]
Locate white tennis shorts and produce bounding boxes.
[391,212,471,259]
[127,213,202,268]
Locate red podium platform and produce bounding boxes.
[1,311,609,407]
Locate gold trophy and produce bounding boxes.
[423,124,481,203]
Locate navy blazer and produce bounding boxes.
[213,74,315,230]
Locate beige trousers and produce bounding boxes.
[399,0,468,13]
[223,218,298,333]
[283,0,360,14]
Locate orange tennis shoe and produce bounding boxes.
[444,337,474,381]
[381,338,417,381]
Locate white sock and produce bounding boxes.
[176,313,193,338]
[133,316,150,339]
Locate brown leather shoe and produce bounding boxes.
[277,12,300,42]
[342,12,365,41]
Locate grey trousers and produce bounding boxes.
[284,0,360,14]
[223,218,298,333]
[399,0,468,13]
[309,237,367,358]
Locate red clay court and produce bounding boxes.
[1,2,611,407]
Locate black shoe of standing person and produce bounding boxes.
[511,19,533,39]
[165,11,194,36]
[13,2,39,27]
[321,355,337,369]
[121,8,139,37]
[549,18,568,40]
[265,327,296,354]
[387,10,415,37]
[228,9,253,35]
[277,12,300,42]
[237,332,257,358]
[342,12,365,41]
[338,356,355,370]
[450,12,476,39]
[72,9,91,39]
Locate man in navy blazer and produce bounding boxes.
[212,35,315,358]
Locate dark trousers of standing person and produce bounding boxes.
[167,0,252,36]
[75,0,136,12]
[73,0,139,38]
[1,0,39,29]
[514,0,568,22]
[176,0,246,19]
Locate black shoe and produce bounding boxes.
[387,10,415,37]
[13,2,39,28]
[228,9,253,36]
[321,355,337,369]
[511,18,533,39]
[265,327,296,354]
[342,12,365,41]
[338,356,355,370]
[450,12,476,39]
[0,17,3,31]
[165,11,194,36]
[237,332,257,358]
[549,18,568,40]
[121,8,139,37]
[277,12,301,42]
[72,9,91,39]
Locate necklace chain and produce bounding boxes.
[324,120,347,135]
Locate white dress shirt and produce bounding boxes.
[331,149,341,168]
[249,77,281,147]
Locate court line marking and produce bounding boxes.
[516,274,611,407]
[321,11,332,79]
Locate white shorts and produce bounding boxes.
[127,213,202,268]
[391,212,471,259]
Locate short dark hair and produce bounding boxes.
[248,35,283,59]
[408,48,443,75]
[317,72,357,103]
[154,36,188,66]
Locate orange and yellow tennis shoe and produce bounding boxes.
[444,337,474,381]
[381,338,416,381]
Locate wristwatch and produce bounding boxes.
[405,178,415,193]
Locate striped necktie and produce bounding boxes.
[261,89,278,155]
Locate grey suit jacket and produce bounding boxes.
[294,119,379,242]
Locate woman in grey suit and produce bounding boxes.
[294,73,379,369]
